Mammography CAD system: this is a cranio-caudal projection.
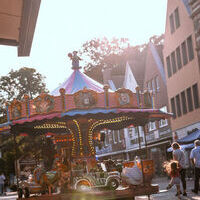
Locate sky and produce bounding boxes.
[0,0,167,92]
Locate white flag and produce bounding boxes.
[123,62,138,92]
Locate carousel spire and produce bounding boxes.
[68,51,82,70]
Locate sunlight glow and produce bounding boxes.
[0,0,167,92]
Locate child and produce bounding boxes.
[164,161,181,198]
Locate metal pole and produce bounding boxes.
[136,126,141,149]
[13,132,19,188]
[143,125,148,159]
[136,126,145,185]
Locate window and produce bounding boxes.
[104,132,109,146]
[192,83,200,109]
[155,76,160,91]
[128,128,133,138]
[117,130,122,143]
[131,137,144,145]
[174,8,180,29]
[181,91,187,114]
[112,130,118,143]
[120,129,124,141]
[187,87,193,112]
[171,51,177,74]
[134,127,139,136]
[176,46,182,69]
[166,56,172,77]
[171,97,176,119]
[187,35,194,61]
[176,94,182,117]
[170,13,175,34]
[149,122,156,131]
[152,79,155,93]
[159,106,168,127]
[181,41,188,65]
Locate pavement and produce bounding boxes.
[136,176,200,200]
[0,176,199,200]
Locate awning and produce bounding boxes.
[177,129,200,144]
[167,143,194,152]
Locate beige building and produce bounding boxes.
[163,0,200,140]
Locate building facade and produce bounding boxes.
[163,0,200,140]
[189,0,200,66]
[142,41,172,174]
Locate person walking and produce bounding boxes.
[172,142,187,196]
[165,161,181,199]
[190,139,200,194]
[0,172,5,195]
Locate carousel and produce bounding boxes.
[0,53,172,199]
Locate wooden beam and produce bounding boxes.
[0,38,18,46]
[18,0,41,57]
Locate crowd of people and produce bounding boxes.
[164,139,200,198]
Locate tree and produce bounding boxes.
[79,37,130,83]
[0,67,49,176]
[80,34,164,88]
[0,67,48,116]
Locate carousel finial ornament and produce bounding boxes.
[68,51,82,70]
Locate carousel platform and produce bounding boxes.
[19,184,159,200]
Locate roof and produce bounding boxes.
[177,129,200,144]
[123,62,138,92]
[51,69,105,95]
[149,42,166,85]
[0,0,41,56]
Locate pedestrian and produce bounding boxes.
[190,139,200,194]
[0,172,5,195]
[164,160,181,199]
[172,142,187,196]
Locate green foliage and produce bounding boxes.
[80,37,129,68]
[1,135,56,175]
[0,158,5,173]
[79,37,130,82]
[3,152,15,176]
[80,34,164,87]
[0,67,48,115]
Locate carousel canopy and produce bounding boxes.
[0,59,173,135]
[51,69,105,96]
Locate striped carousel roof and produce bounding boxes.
[51,69,105,96]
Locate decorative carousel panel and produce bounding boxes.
[95,93,106,108]
[10,99,23,120]
[65,94,77,111]
[30,93,55,115]
[115,88,138,108]
[53,96,63,112]
[108,93,118,108]
[73,89,97,109]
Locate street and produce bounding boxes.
[0,177,199,200]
